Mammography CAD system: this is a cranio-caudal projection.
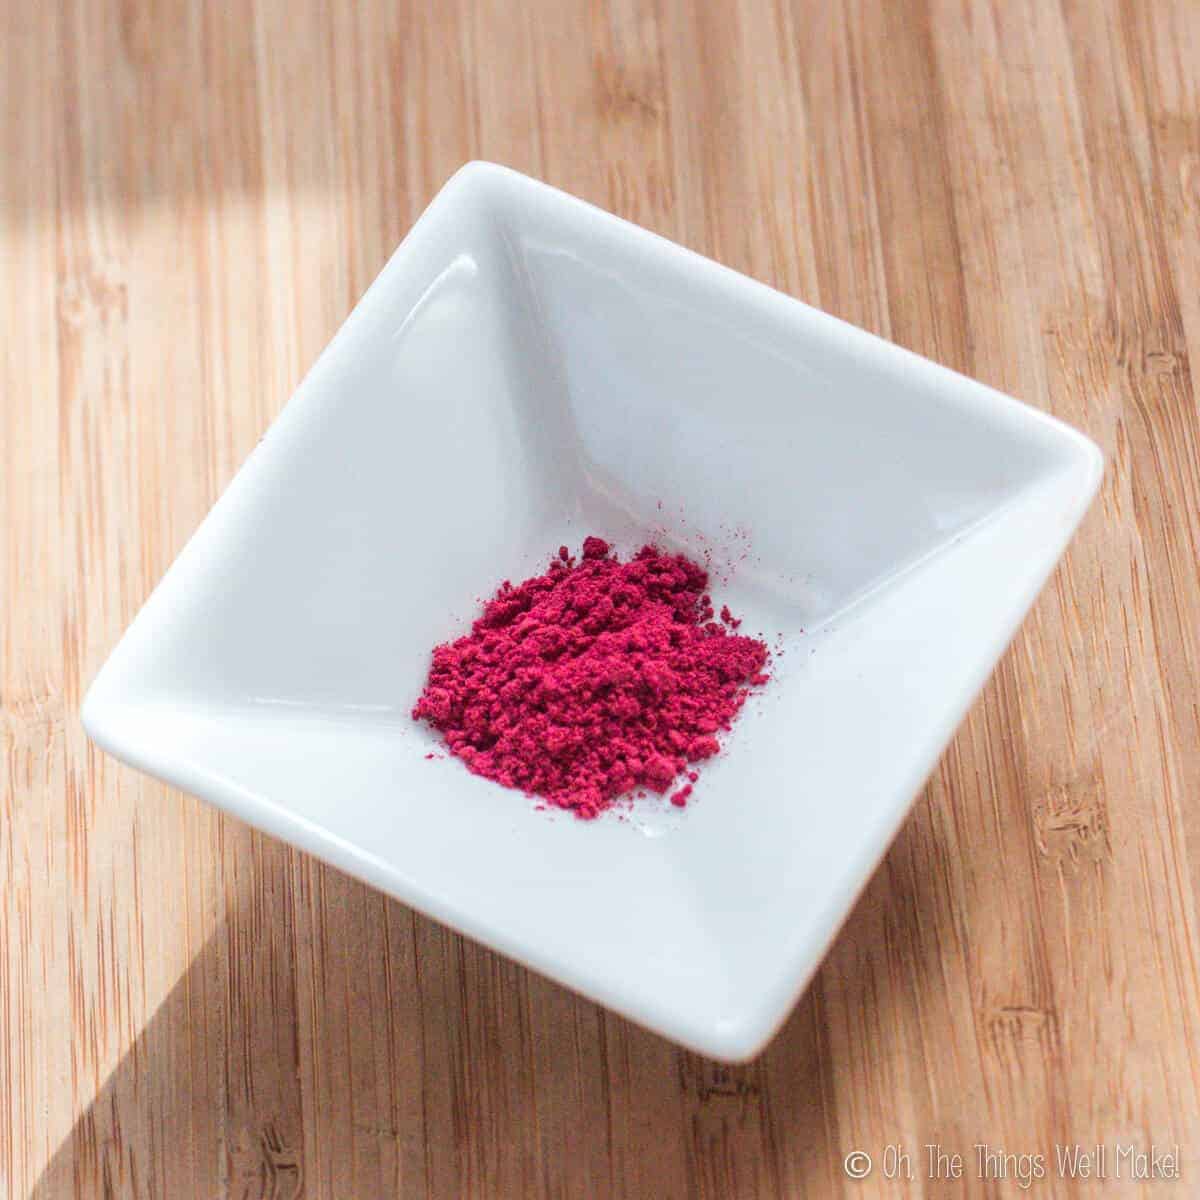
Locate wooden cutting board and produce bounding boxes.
[4,1,1199,1195]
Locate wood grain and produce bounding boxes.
[4,0,1200,1195]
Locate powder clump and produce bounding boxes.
[412,538,769,818]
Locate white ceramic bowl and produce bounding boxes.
[83,163,1102,1060]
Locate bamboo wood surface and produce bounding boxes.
[4,1,1200,1196]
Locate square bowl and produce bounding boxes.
[83,162,1102,1061]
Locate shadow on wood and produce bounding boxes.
[27,805,931,1197]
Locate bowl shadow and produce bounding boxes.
[31,799,949,1199]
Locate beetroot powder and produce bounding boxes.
[412,537,769,819]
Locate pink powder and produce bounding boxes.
[412,538,769,819]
